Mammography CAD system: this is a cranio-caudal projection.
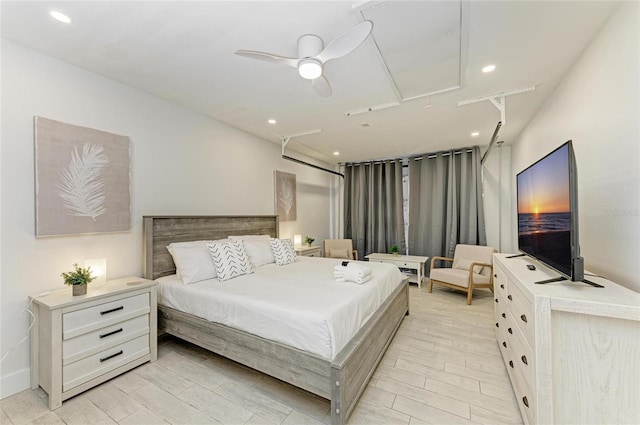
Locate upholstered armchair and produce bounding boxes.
[323,239,359,260]
[428,244,496,305]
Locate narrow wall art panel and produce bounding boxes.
[274,171,296,222]
[35,117,131,237]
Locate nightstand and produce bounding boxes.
[30,277,158,409]
[295,246,321,257]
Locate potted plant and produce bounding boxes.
[304,236,315,247]
[61,263,96,296]
[390,245,400,256]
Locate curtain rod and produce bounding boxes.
[341,148,475,167]
[282,155,345,178]
[480,121,503,165]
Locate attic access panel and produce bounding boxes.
[360,1,463,100]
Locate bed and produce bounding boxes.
[142,215,409,425]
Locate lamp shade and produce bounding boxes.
[293,235,302,249]
[84,258,106,285]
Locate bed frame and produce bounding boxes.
[142,215,409,425]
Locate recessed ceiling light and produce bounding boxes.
[50,11,71,24]
[482,64,496,73]
[471,132,480,137]
[267,119,276,124]
[333,151,340,156]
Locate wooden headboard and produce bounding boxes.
[142,215,279,280]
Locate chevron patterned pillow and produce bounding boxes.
[269,238,298,266]
[207,240,254,282]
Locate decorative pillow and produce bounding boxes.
[269,238,297,266]
[228,235,275,267]
[329,248,351,259]
[167,240,228,284]
[454,257,484,274]
[207,240,254,282]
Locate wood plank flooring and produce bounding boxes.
[1,285,522,425]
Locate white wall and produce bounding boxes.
[0,39,333,397]
[511,2,639,292]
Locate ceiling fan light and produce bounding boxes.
[298,59,322,80]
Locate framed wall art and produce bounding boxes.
[274,170,296,222]
[34,117,131,237]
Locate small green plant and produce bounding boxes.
[304,236,315,245]
[390,245,400,254]
[61,263,96,286]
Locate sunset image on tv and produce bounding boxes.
[517,143,571,269]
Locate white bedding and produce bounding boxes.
[157,256,404,359]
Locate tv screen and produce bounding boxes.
[516,141,583,281]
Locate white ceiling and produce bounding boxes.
[1,1,619,164]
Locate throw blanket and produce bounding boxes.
[334,263,373,284]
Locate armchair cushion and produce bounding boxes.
[328,248,351,259]
[430,268,490,288]
[454,257,485,274]
[324,239,357,260]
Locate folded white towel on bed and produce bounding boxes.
[334,263,373,284]
[335,274,372,284]
[333,263,372,277]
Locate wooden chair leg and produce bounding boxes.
[428,279,433,293]
[467,289,473,305]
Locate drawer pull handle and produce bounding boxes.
[501,313,506,318]
[509,360,514,368]
[100,350,123,363]
[521,355,528,365]
[495,298,499,303]
[502,341,507,348]
[495,322,499,328]
[99,328,123,339]
[507,295,513,301]
[494,274,498,278]
[100,306,124,315]
[508,327,513,334]
[500,284,504,289]
[522,396,529,408]
[520,314,528,323]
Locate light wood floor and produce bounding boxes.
[1,285,522,425]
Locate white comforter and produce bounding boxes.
[157,256,404,359]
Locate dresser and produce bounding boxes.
[30,277,158,409]
[295,246,321,257]
[365,253,429,288]
[493,254,640,424]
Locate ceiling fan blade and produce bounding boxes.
[317,20,373,63]
[312,75,332,97]
[234,50,298,68]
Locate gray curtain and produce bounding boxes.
[408,146,486,260]
[344,160,405,258]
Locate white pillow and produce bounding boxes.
[453,257,485,274]
[207,240,254,282]
[269,238,297,266]
[228,235,275,267]
[167,240,228,284]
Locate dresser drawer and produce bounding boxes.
[506,310,534,388]
[505,282,534,344]
[63,293,150,339]
[510,350,536,425]
[63,314,150,365]
[63,334,150,392]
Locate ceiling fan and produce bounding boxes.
[234,20,373,97]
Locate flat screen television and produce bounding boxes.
[516,141,584,282]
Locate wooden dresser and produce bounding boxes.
[30,277,158,409]
[493,254,640,424]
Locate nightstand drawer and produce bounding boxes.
[63,334,150,392]
[63,314,150,365]
[63,293,150,339]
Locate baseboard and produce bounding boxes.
[0,367,30,399]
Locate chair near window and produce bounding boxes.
[323,239,359,260]
[428,244,496,305]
